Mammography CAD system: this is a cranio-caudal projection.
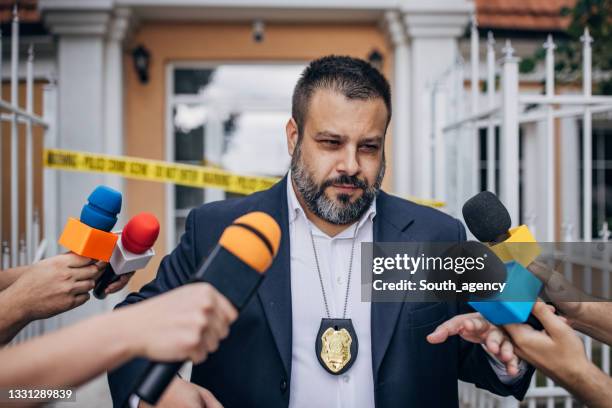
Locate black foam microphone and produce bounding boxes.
[463,191,511,244]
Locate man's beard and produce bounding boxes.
[290,143,385,225]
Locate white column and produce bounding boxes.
[469,14,479,196]
[385,11,411,196]
[43,11,111,236]
[403,0,472,199]
[41,7,117,326]
[104,8,131,223]
[500,40,520,225]
[544,35,556,241]
[486,31,496,194]
[522,122,541,241]
[581,28,593,241]
[560,114,579,241]
[433,85,447,202]
[10,6,19,266]
[25,45,34,263]
[43,81,59,257]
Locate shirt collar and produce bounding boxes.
[286,171,376,238]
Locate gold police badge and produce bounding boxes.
[320,327,352,374]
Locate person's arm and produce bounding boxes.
[0,265,28,291]
[0,287,30,344]
[565,302,612,346]
[0,310,136,388]
[564,363,612,408]
[527,262,612,345]
[0,282,236,389]
[108,208,204,407]
[0,254,102,345]
[505,302,612,408]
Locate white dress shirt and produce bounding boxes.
[287,176,376,408]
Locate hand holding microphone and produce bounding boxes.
[0,253,104,344]
[0,183,120,344]
[94,213,160,299]
[0,282,236,392]
[462,191,543,327]
[133,211,281,406]
[504,302,612,408]
[119,283,238,364]
[58,185,153,299]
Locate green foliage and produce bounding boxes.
[480,74,501,92]
[520,0,612,94]
[519,58,536,73]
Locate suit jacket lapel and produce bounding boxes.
[254,176,293,376]
[371,192,416,380]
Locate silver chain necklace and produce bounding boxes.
[309,221,360,375]
[307,222,358,319]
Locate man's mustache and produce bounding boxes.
[320,175,368,191]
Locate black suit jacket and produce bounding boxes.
[108,176,534,407]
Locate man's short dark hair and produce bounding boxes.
[291,55,392,136]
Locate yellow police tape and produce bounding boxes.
[43,148,445,207]
[44,148,278,195]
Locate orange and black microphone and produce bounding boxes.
[133,212,281,405]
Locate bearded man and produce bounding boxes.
[109,55,534,408]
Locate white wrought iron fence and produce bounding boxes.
[459,222,612,407]
[438,15,612,408]
[0,6,57,343]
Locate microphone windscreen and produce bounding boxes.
[219,212,281,273]
[122,213,160,254]
[462,191,511,243]
[80,185,122,231]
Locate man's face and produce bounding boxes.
[287,88,388,225]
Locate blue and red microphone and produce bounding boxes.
[94,213,160,299]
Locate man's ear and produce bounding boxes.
[286,118,299,156]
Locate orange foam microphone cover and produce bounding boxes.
[58,217,118,262]
[218,212,281,273]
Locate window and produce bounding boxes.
[167,63,305,246]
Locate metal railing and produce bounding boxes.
[437,18,612,242]
[1,6,55,343]
[439,15,612,408]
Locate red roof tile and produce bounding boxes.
[0,0,40,24]
[476,0,576,31]
[0,0,577,31]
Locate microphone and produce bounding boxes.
[462,191,543,326]
[93,213,160,299]
[133,211,281,405]
[58,186,122,262]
